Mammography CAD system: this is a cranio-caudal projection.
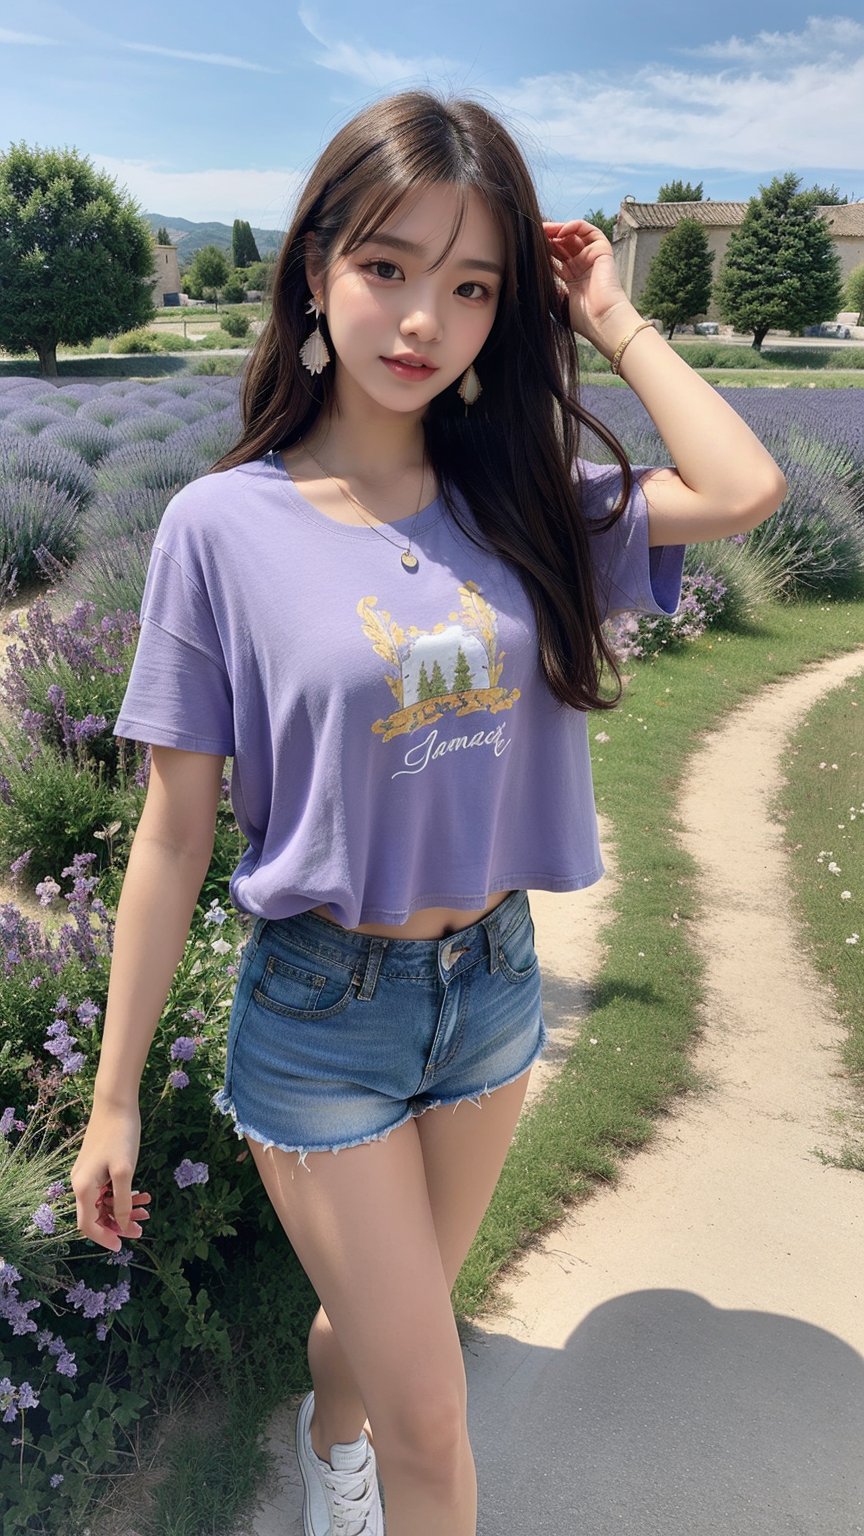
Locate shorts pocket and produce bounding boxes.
[497,907,539,984]
[252,949,359,1020]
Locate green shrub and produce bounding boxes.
[219,311,250,339]
[191,355,248,376]
[672,342,769,369]
[110,330,162,356]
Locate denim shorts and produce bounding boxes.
[211,888,547,1170]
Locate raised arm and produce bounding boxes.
[544,220,788,546]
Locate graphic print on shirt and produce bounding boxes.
[357,579,521,745]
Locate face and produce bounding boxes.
[306,183,504,414]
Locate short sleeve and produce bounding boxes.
[113,542,235,757]
[576,458,686,624]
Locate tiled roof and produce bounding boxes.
[616,202,748,230]
[818,205,864,235]
[615,201,864,236]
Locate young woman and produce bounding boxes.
[71,89,786,1536]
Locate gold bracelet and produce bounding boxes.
[609,319,656,376]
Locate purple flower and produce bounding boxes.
[17,1381,39,1410]
[0,1106,15,1136]
[169,1069,190,1090]
[76,998,100,1026]
[50,1474,64,1487]
[31,1203,56,1235]
[183,1007,206,1024]
[9,849,33,880]
[174,1158,209,1189]
[170,1035,198,1061]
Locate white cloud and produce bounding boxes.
[118,41,281,73]
[297,6,461,86]
[0,28,56,44]
[498,50,864,173]
[90,154,303,230]
[679,15,864,63]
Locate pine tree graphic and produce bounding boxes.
[453,646,473,692]
[429,659,448,697]
[418,661,432,700]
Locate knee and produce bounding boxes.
[373,1387,468,1479]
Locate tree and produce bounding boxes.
[637,218,714,339]
[713,171,844,351]
[843,263,864,326]
[156,224,171,244]
[801,183,849,205]
[232,218,260,267]
[584,207,615,240]
[657,179,704,202]
[185,244,230,309]
[0,141,157,377]
[244,258,276,296]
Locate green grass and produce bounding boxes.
[451,597,864,1323]
[772,668,864,1168]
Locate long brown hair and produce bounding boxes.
[210,88,634,712]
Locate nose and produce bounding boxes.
[399,287,444,343]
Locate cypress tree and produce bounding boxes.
[637,218,714,339]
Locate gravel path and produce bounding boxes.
[462,644,864,1536]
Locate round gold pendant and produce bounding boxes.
[401,549,419,572]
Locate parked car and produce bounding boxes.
[694,322,719,335]
[804,322,851,339]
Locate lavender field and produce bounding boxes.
[0,372,861,665]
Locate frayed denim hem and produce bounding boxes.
[210,1012,545,1172]
[413,1013,548,1120]
[210,1084,417,1172]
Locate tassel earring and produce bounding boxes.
[299,295,331,375]
[457,363,482,410]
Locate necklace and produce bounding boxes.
[296,439,428,574]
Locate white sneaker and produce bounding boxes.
[295,1389,385,1535]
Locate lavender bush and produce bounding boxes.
[605,564,729,662]
[0,855,276,1532]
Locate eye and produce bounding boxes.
[359,260,493,301]
[360,259,401,281]
[455,281,492,301]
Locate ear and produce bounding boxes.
[304,232,325,302]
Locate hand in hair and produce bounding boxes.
[542,219,632,349]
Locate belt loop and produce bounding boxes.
[356,936,388,1000]
[481,912,500,975]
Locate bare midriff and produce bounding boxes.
[310,890,516,941]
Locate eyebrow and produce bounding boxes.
[360,232,504,277]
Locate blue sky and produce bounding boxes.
[1,3,862,230]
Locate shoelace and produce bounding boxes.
[321,1454,379,1535]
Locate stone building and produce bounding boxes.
[612,201,864,323]
[150,243,182,307]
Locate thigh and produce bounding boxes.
[415,1064,534,1293]
[244,1116,468,1452]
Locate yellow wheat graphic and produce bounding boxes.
[358,586,520,742]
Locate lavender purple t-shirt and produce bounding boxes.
[112,451,686,926]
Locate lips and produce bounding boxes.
[383,355,437,369]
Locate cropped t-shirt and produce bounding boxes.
[112,451,686,926]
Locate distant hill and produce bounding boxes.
[144,213,284,266]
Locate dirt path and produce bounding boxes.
[461,644,864,1535]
